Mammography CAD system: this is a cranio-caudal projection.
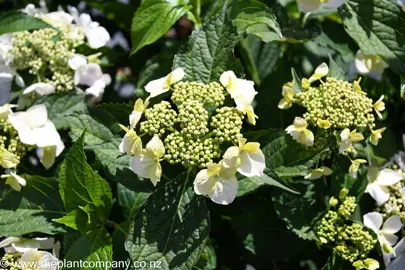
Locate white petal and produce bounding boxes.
[129,110,142,129]
[383,233,399,246]
[363,212,383,232]
[68,54,87,70]
[222,146,240,168]
[323,0,345,8]
[120,133,134,154]
[169,68,184,84]
[84,25,111,49]
[146,135,165,158]
[34,120,61,147]
[26,104,48,128]
[377,169,403,186]
[85,77,108,98]
[238,150,265,177]
[209,176,238,205]
[75,63,103,86]
[366,183,390,206]
[381,216,403,234]
[194,169,215,195]
[0,237,19,248]
[15,73,25,88]
[23,83,55,96]
[42,11,73,27]
[220,71,237,96]
[10,172,26,186]
[35,237,54,250]
[13,239,40,253]
[130,155,155,179]
[144,77,168,98]
[355,53,371,74]
[339,139,351,153]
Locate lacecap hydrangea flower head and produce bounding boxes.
[0,1,111,103]
[119,68,265,205]
[0,103,64,192]
[280,62,386,178]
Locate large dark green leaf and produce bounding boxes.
[339,0,405,74]
[173,10,242,83]
[125,172,210,270]
[64,228,112,270]
[131,0,190,54]
[0,11,51,35]
[117,183,150,219]
[59,132,113,220]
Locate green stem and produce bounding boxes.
[105,220,127,235]
[203,131,214,140]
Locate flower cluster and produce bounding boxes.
[280,63,386,177]
[0,2,111,102]
[119,68,265,204]
[0,236,59,270]
[0,103,64,191]
[317,190,378,266]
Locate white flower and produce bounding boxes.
[373,95,385,119]
[145,68,184,98]
[366,167,402,206]
[339,128,364,153]
[130,97,150,129]
[285,117,314,146]
[305,166,333,180]
[69,54,111,98]
[278,83,294,110]
[21,250,59,270]
[22,0,48,16]
[354,52,388,81]
[309,62,329,83]
[68,6,110,49]
[23,83,55,96]
[363,212,402,256]
[1,172,26,192]
[41,11,74,28]
[220,70,258,125]
[119,124,142,156]
[0,237,54,253]
[130,135,165,186]
[222,138,265,177]
[370,127,386,146]
[387,237,405,269]
[194,162,238,205]
[297,0,345,12]
[8,104,64,168]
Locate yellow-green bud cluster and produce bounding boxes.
[0,251,22,270]
[164,132,220,168]
[177,100,209,137]
[296,78,375,130]
[210,107,244,143]
[171,81,225,106]
[9,27,85,92]
[375,167,405,223]
[140,101,177,136]
[0,119,31,167]
[334,223,377,262]
[317,195,377,263]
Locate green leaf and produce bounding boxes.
[239,35,282,85]
[92,103,132,127]
[0,209,65,237]
[136,53,174,90]
[125,172,210,270]
[192,244,217,270]
[339,0,405,74]
[237,168,298,197]
[59,132,113,219]
[272,180,325,240]
[131,0,190,54]
[230,0,281,39]
[117,183,150,219]
[32,92,86,130]
[328,54,346,80]
[53,209,89,231]
[64,228,112,270]
[0,11,51,35]
[66,112,114,145]
[173,10,242,83]
[0,175,66,236]
[262,130,329,178]
[291,68,305,94]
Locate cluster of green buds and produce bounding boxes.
[280,63,386,177]
[0,251,23,270]
[317,189,378,265]
[120,68,266,205]
[10,27,84,92]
